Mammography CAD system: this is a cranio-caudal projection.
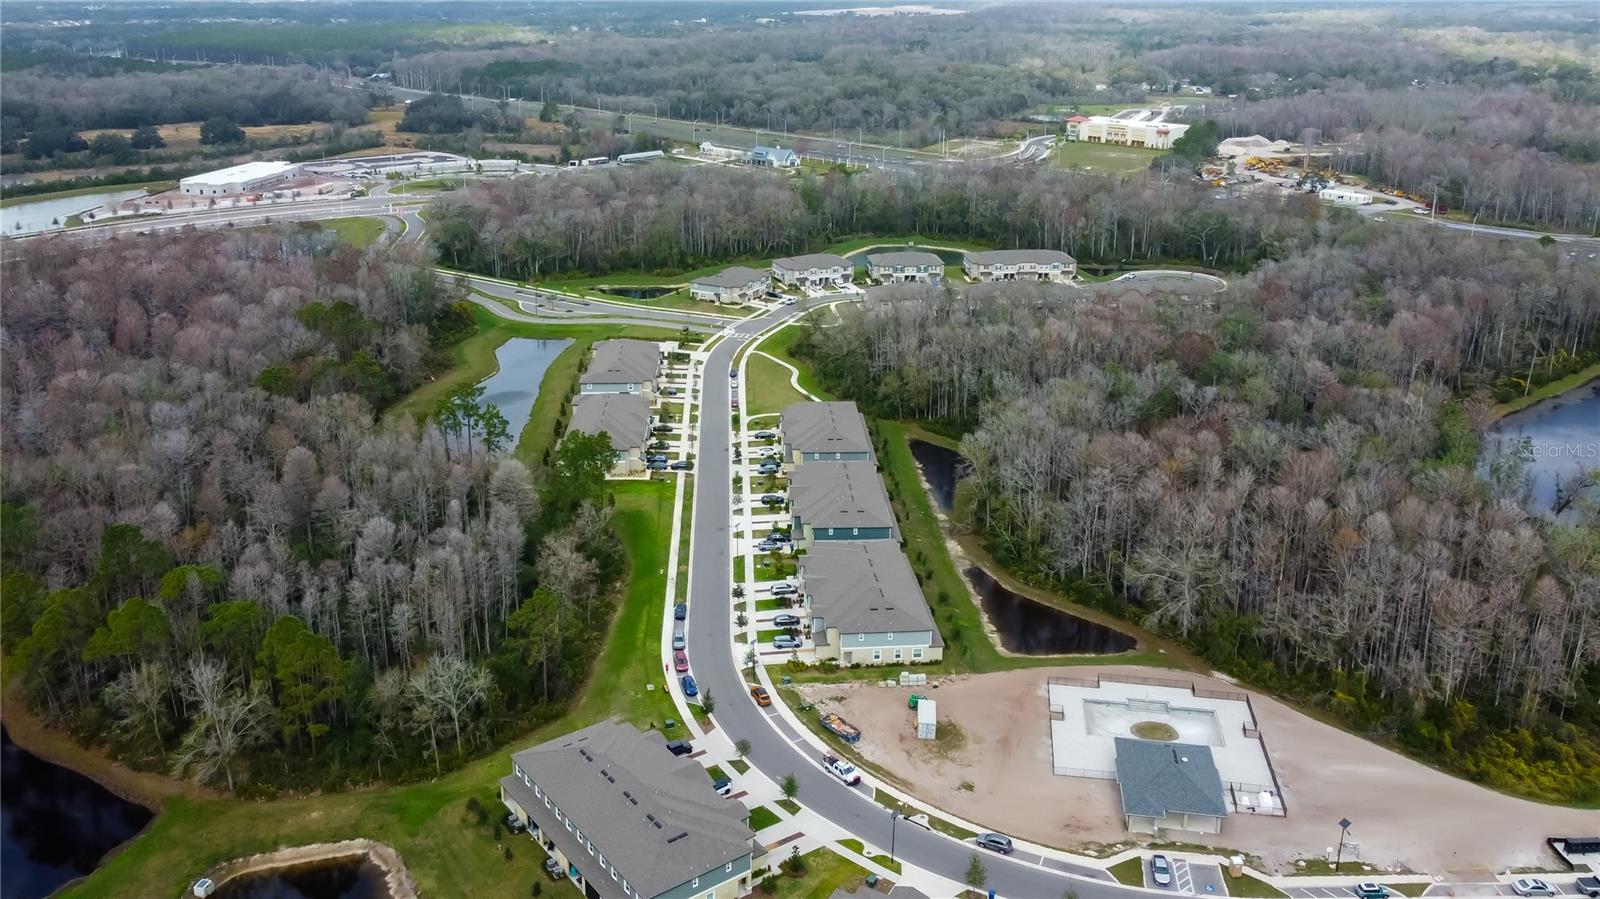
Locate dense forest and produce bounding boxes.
[430,163,1324,280]
[795,231,1600,801]
[0,232,631,793]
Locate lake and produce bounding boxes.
[844,244,967,266]
[0,189,147,236]
[906,439,1138,655]
[1,727,153,899]
[597,286,676,299]
[212,857,393,899]
[1483,381,1600,518]
[477,338,573,440]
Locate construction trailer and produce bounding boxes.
[916,699,937,740]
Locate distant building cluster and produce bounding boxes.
[1062,108,1191,150]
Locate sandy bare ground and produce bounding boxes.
[798,665,1595,873]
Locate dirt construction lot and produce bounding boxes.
[796,664,1595,873]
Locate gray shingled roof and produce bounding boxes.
[865,251,944,269]
[506,721,752,899]
[747,145,799,165]
[802,542,939,638]
[789,461,895,533]
[1112,737,1228,820]
[773,253,851,272]
[693,266,769,290]
[963,249,1076,266]
[581,339,661,385]
[781,401,872,456]
[569,394,651,451]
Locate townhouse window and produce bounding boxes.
[894,649,903,660]
[872,649,882,661]
[913,648,924,659]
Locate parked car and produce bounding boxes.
[1150,854,1172,887]
[773,613,801,628]
[1353,884,1391,899]
[783,297,797,305]
[731,398,740,409]
[504,813,527,834]
[665,739,693,756]
[760,493,786,505]
[758,463,781,475]
[647,453,668,463]
[674,602,688,620]
[750,685,772,706]
[671,460,694,470]
[772,634,802,650]
[653,425,675,434]
[770,583,798,596]
[730,370,739,379]
[647,461,669,471]
[755,540,781,553]
[712,777,733,796]
[673,650,689,672]
[1574,877,1600,898]
[661,387,679,396]
[1512,880,1557,898]
[757,446,782,457]
[672,626,686,650]
[754,430,777,439]
[649,440,670,449]
[975,833,1014,855]
[680,675,698,697]
[823,753,860,785]
[767,531,791,543]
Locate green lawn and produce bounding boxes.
[322,216,386,248]
[1109,856,1146,886]
[755,325,835,401]
[745,353,809,416]
[0,180,176,208]
[757,849,871,899]
[749,805,783,831]
[386,306,680,463]
[757,628,793,644]
[539,280,756,318]
[755,598,787,612]
[819,234,990,256]
[836,839,900,875]
[1050,141,1163,175]
[776,799,801,815]
[389,177,464,194]
[61,478,677,899]
[1494,362,1600,416]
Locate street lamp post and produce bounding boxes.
[889,811,900,865]
[1334,817,1352,873]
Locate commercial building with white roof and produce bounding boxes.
[179,161,302,196]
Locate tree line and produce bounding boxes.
[430,162,1327,282]
[795,229,1600,802]
[0,231,631,793]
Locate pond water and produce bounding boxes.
[0,189,147,236]
[906,439,1138,655]
[477,337,573,439]
[844,245,967,266]
[1,726,154,899]
[909,439,969,511]
[212,857,392,899]
[965,566,1138,655]
[1483,381,1600,518]
[597,286,676,299]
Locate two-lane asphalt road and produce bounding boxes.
[686,307,1135,899]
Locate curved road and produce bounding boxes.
[687,308,1134,899]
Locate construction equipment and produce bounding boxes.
[908,693,927,709]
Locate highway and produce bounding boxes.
[687,310,1139,899]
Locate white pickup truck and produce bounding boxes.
[823,753,861,786]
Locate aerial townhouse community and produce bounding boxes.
[569,339,675,475]
[689,266,770,304]
[864,251,945,284]
[962,249,1077,282]
[500,721,756,899]
[762,400,943,666]
[771,253,854,289]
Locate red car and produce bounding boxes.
[674,650,689,672]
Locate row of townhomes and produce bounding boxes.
[501,720,756,899]
[688,249,1076,303]
[572,339,667,475]
[777,401,944,667]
